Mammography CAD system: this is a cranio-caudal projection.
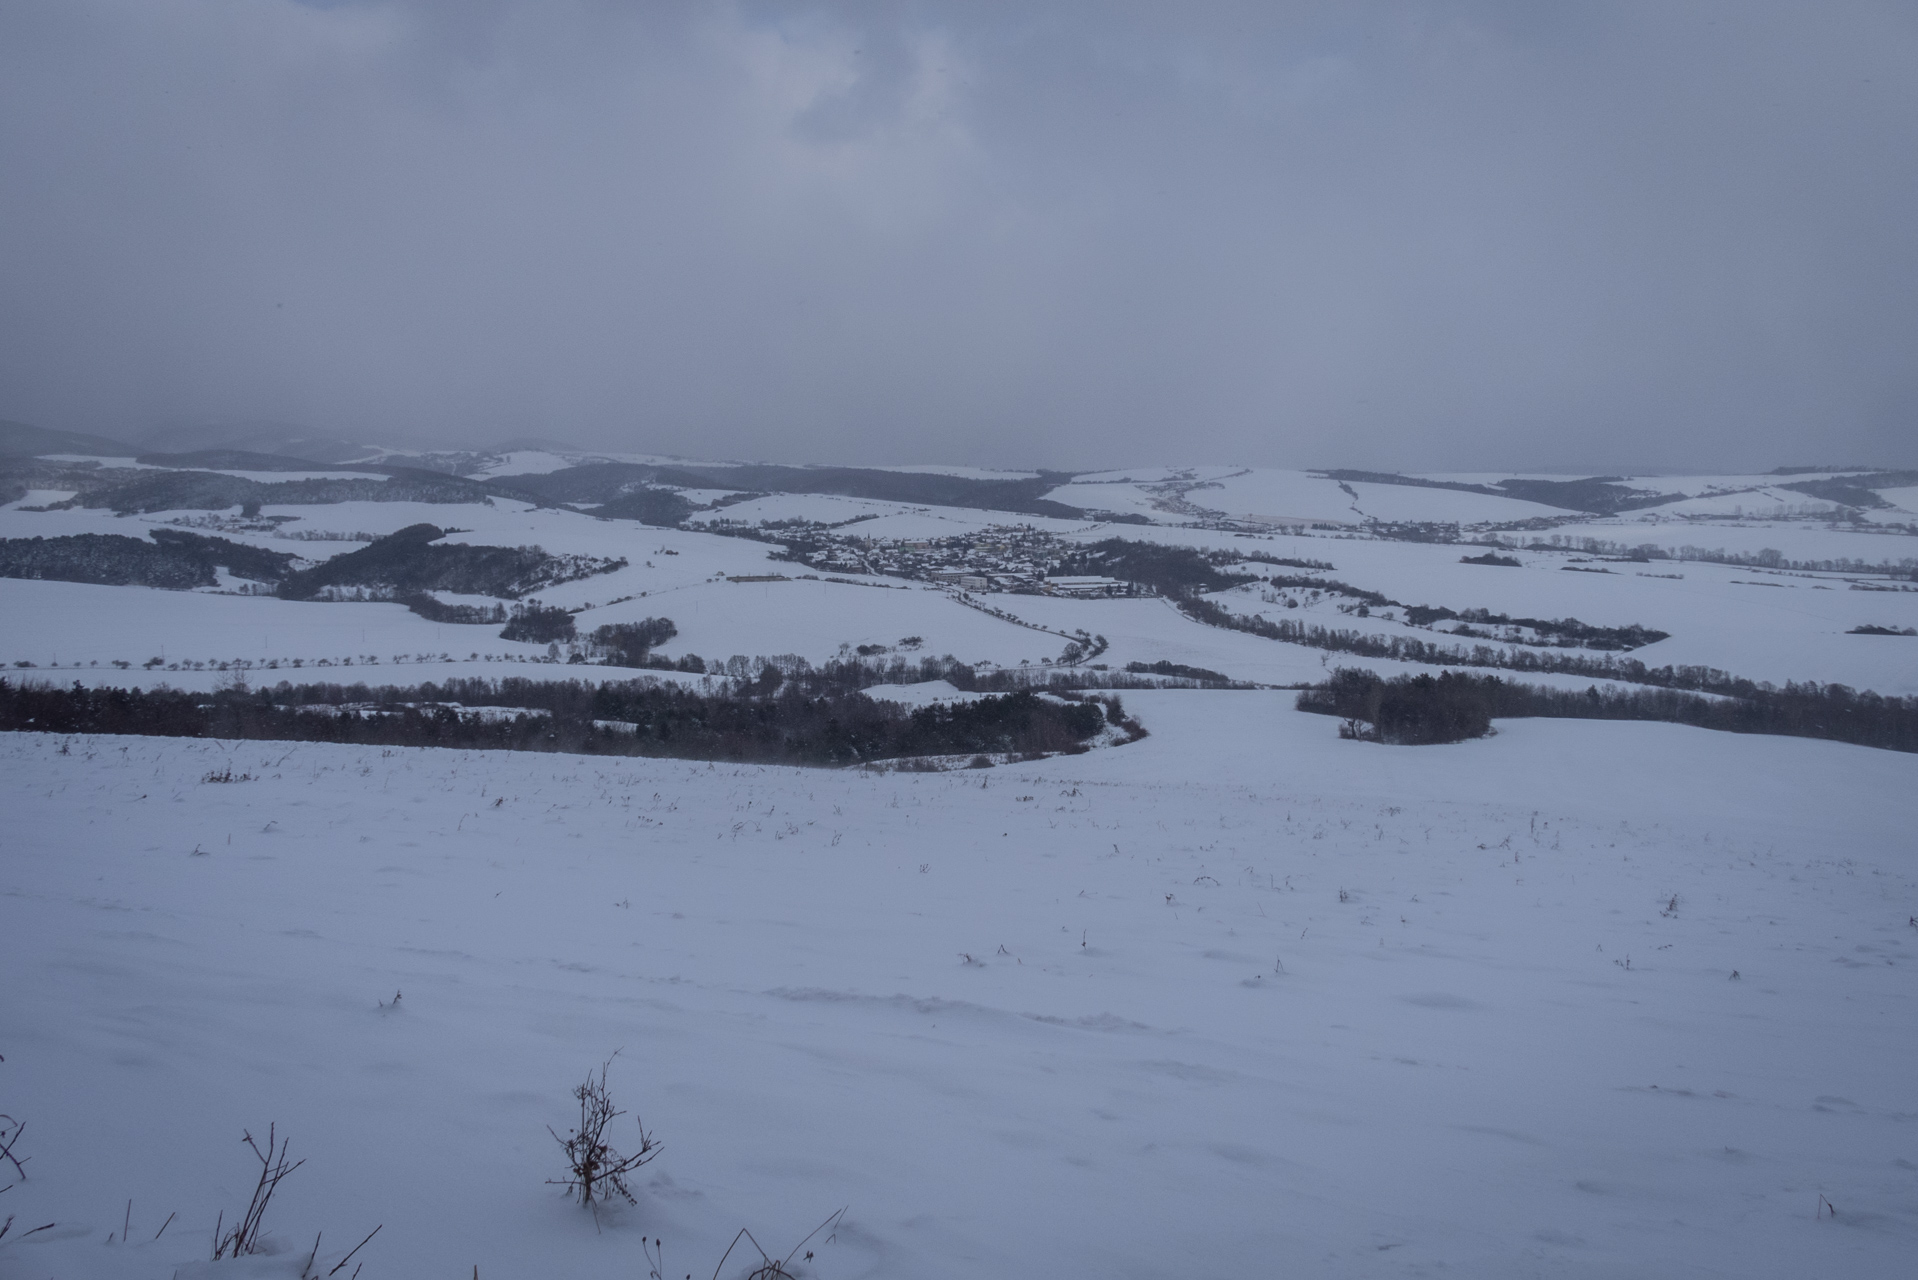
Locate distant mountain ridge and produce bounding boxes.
[0,418,138,458]
[489,461,1089,520]
[136,421,376,464]
[1314,469,1677,515]
[6,413,1912,522]
[134,449,385,474]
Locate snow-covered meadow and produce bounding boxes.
[3,695,1915,1279]
[4,453,1917,1278]
[6,505,1916,693]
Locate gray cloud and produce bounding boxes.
[2,0,1913,471]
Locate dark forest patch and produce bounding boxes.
[0,530,295,589]
[276,524,623,601]
[497,602,577,644]
[1777,473,1918,509]
[588,618,678,666]
[592,488,697,526]
[1123,660,1237,686]
[401,594,508,625]
[0,533,213,589]
[0,677,1112,767]
[1298,667,1918,752]
[147,529,297,582]
[1053,539,1258,596]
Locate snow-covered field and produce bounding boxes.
[4,448,1915,1277]
[6,465,1917,690]
[2,697,1914,1279]
[1538,518,1918,568]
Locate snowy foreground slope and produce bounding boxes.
[3,696,1915,1279]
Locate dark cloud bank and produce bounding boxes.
[2,1,1913,472]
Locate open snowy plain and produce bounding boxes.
[3,447,1917,1277]
[3,700,1915,1279]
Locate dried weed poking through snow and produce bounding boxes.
[547,1054,661,1214]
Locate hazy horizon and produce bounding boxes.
[15,411,1899,480]
[3,2,1914,473]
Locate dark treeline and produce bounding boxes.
[588,618,678,665]
[497,602,578,643]
[760,650,1238,694]
[1234,551,1338,571]
[1067,538,1664,652]
[0,676,1113,766]
[1396,604,1667,650]
[481,463,697,524]
[0,523,622,606]
[1052,539,1257,596]
[591,488,697,526]
[0,532,213,588]
[1230,570,1663,649]
[1779,474,1917,509]
[1124,660,1238,687]
[1298,670,1495,745]
[1298,668,1918,752]
[401,593,509,625]
[149,529,297,582]
[278,523,624,601]
[1259,572,1394,608]
[1182,596,1766,697]
[1506,532,1918,578]
[0,529,295,588]
[0,456,75,507]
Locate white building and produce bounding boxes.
[1043,575,1129,598]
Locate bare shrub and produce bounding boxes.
[212,1125,303,1258]
[547,1056,659,1207]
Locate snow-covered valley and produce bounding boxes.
[3,447,1916,1278]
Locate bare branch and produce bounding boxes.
[782,1207,849,1269]
[328,1223,382,1275]
[0,1117,29,1183]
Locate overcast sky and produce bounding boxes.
[2,1,1913,472]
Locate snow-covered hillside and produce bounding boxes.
[2,697,1914,1279]
[3,450,1915,694]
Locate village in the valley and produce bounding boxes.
[731,521,1141,597]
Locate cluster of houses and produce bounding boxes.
[923,568,1130,596]
[790,526,1140,597]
